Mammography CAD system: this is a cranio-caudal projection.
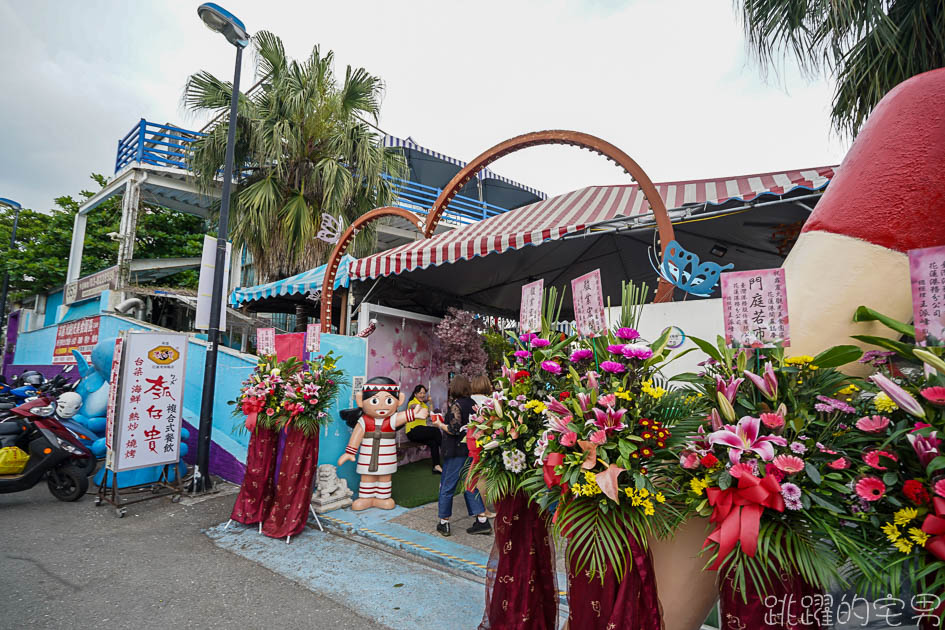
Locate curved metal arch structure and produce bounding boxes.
[319,206,426,332]
[319,130,677,332]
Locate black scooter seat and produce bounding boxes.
[0,419,27,435]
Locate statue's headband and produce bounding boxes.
[362,383,400,396]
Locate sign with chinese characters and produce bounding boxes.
[52,316,100,364]
[256,327,276,355]
[661,325,686,349]
[720,268,790,348]
[106,332,187,473]
[104,337,124,454]
[571,269,606,337]
[909,245,945,346]
[306,323,321,353]
[519,279,544,333]
[195,235,231,331]
[64,266,119,305]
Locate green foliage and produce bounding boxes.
[0,173,206,302]
[738,0,945,136]
[482,328,512,378]
[184,32,408,283]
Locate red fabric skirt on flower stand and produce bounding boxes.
[229,425,280,525]
[565,531,663,630]
[479,492,559,630]
[261,427,319,539]
[719,570,823,630]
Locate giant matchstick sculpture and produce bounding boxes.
[338,377,428,510]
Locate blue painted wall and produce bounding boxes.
[44,289,63,328]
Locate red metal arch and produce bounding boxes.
[319,206,425,332]
[423,130,676,300]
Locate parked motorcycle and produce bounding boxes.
[0,398,94,501]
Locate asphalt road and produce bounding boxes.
[0,483,389,630]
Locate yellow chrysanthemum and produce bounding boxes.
[690,477,708,496]
[873,392,898,413]
[837,384,860,396]
[655,492,666,504]
[637,487,650,499]
[615,388,632,401]
[894,508,919,526]
[909,528,930,546]
[641,380,666,400]
[584,471,597,484]
[882,522,901,542]
[572,484,584,496]
[785,355,814,365]
[893,539,914,554]
[643,500,655,516]
[524,400,547,414]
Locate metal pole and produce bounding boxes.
[194,45,242,492]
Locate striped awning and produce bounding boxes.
[383,135,547,199]
[229,255,355,307]
[349,166,835,281]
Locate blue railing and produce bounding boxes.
[115,119,511,225]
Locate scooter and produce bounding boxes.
[0,398,94,501]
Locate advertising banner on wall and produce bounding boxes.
[105,331,188,473]
[52,316,100,364]
[64,266,118,305]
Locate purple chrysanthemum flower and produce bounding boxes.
[599,361,626,374]
[606,344,625,355]
[781,482,802,500]
[784,496,803,511]
[789,441,807,454]
[531,338,551,348]
[513,350,532,359]
[815,395,856,415]
[569,349,594,362]
[621,343,653,361]
[540,360,562,375]
[615,327,641,341]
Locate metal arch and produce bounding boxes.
[422,130,677,301]
[319,206,426,332]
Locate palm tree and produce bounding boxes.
[183,31,408,293]
[738,0,945,135]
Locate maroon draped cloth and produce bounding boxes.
[566,531,663,630]
[261,427,319,539]
[479,492,558,630]
[229,426,279,525]
[719,570,823,629]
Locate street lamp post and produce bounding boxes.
[0,198,22,377]
[193,3,249,492]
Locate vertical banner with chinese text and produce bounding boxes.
[720,268,790,348]
[104,336,125,467]
[305,323,321,354]
[106,332,188,473]
[256,328,276,355]
[519,279,544,333]
[909,245,945,347]
[571,269,606,337]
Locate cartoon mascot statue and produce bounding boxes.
[338,377,428,510]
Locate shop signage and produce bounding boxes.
[256,327,276,355]
[720,268,790,348]
[52,316,100,364]
[519,279,544,333]
[195,235,231,331]
[909,245,945,346]
[105,332,187,473]
[306,323,321,353]
[571,269,606,337]
[64,266,119,305]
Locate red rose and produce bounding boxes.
[513,370,530,382]
[559,391,571,400]
[701,453,719,468]
[903,479,931,505]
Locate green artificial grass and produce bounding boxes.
[391,459,462,508]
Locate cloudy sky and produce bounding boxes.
[0,0,848,212]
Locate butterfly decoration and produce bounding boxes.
[315,214,343,244]
[648,240,733,297]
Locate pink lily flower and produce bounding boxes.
[501,365,514,380]
[744,362,778,401]
[707,408,723,431]
[589,407,627,434]
[545,412,573,434]
[584,371,600,390]
[576,392,592,412]
[598,393,617,408]
[708,415,787,463]
[907,431,941,467]
[715,375,744,404]
[545,396,571,417]
[870,373,926,418]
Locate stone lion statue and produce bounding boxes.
[312,464,353,513]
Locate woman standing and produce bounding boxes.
[404,384,442,474]
[432,375,491,537]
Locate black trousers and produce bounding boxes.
[406,425,442,468]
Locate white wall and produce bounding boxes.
[606,298,724,378]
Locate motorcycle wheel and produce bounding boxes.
[78,455,98,477]
[47,464,89,502]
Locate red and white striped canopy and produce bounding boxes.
[350,166,836,281]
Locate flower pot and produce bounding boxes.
[719,568,822,630]
[479,492,558,630]
[566,528,662,630]
[649,517,719,630]
[261,427,319,539]
[229,425,280,525]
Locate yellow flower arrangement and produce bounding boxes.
[837,383,860,396]
[640,380,666,400]
[524,399,547,414]
[893,539,914,554]
[689,476,710,496]
[894,507,918,526]
[615,388,633,401]
[873,392,898,413]
[785,355,814,365]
